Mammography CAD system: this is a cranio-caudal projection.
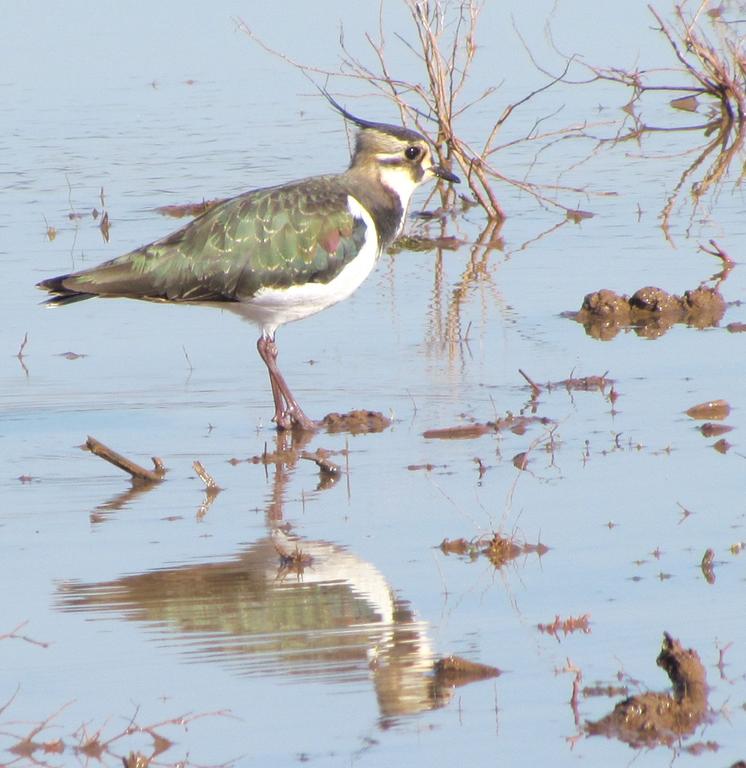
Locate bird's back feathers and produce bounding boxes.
[38,175,369,305]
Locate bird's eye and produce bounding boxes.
[405,145,421,160]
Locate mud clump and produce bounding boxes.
[483,533,524,566]
[321,409,391,434]
[582,288,633,325]
[586,632,709,748]
[423,414,551,440]
[439,537,472,556]
[686,398,731,421]
[433,655,501,685]
[569,285,726,340]
[439,533,549,567]
[538,614,591,641]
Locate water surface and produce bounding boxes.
[2,2,745,766]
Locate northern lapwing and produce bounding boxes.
[37,97,460,431]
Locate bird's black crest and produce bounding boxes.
[320,88,424,144]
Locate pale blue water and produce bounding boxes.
[2,2,746,766]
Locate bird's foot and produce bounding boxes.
[275,407,318,433]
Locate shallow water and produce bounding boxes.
[2,2,746,766]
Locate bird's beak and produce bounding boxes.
[430,164,460,184]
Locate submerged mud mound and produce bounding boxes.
[568,285,726,339]
[439,532,549,567]
[322,409,391,434]
[586,632,709,748]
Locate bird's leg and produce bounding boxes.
[256,336,291,429]
[255,338,287,426]
[270,359,318,431]
[256,335,317,432]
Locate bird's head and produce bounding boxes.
[325,92,460,206]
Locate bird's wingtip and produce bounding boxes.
[36,276,92,306]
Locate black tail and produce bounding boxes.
[36,275,94,306]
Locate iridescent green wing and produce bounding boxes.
[58,177,368,302]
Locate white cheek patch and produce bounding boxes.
[378,165,419,210]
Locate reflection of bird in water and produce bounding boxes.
[57,528,450,721]
[62,430,496,723]
[37,97,458,431]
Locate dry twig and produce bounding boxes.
[0,621,49,648]
[85,436,166,485]
[583,2,746,239]
[193,460,222,492]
